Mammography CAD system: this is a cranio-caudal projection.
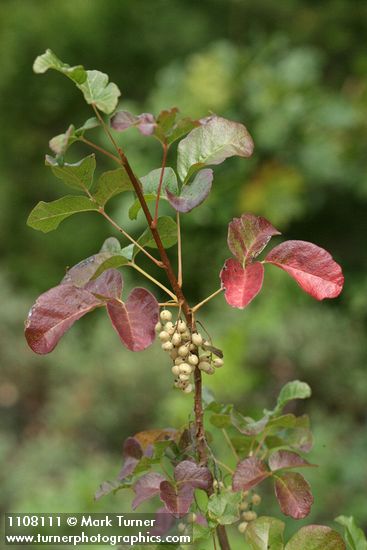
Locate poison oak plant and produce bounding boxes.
[23,50,366,550]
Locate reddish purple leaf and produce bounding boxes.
[118,437,143,481]
[84,269,122,299]
[174,460,213,490]
[107,287,159,351]
[159,480,194,518]
[228,213,281,264]
[265,240,344,300]
[233,457,270,492]
[269,450,316,472]
[166,169,213,213]
[220,259,264,309]
[25,284,104,354]
[151,507,175,536]
[274,471,314,519]
[111,110,156,135]
[132,472,166,509]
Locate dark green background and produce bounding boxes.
[1,0,366,547]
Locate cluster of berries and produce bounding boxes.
[237,491,261,534]
[155,310,224,394]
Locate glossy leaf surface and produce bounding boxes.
[245,516,285,550]
[274,472,313,519]
[45,154,96,191]
[269,451,316,472]
[233,457,270,491]
[285,525,346,550]
[174,460,212,490]
[27,196,98,233]
[159,481,194,518]
[93,167,132,206]
[265,240,344,300]
[166,169,213,213]
[220,259,264,309]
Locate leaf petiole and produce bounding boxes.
[129,262,177,301]
[192,288,223,313]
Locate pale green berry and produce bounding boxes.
[171,333,182,346]
[243,511,257,522]
[213,357,224,368]
[189,343,197,351]
[187,513,197,523]
[178,345,189,357]
[198,361,211,372]
[183,383,193,394]
[160,310,172,322]
[188,354,199,366]
[181,330,191,341]
[159,331,170,342]
[179,373,190,382]
[252,494,261,506]
[171,365,180,376]
[206,366,215,375]
[179,363,192,375]
[239,502,249,511]
[199,353,210,362]
[238,522,248,534]
[155,322,162,334]
[175,357,185,365]
[202,340,212,350]
[162,341,173,351]
[177,320,187,333]
[192,332,203,346]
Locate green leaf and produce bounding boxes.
[134,216,177,255]
[245,516,285,550]
[177,115,254,182]
[79,70,121,114]
[209,413,232,428]
[33,49,86,84]
[33,50,121,114]
[45,154,96,191]
[274,381,312,415]
[193,523,212,542]
[207,492,241,525]
[285,525,346,550]
[49,118,99,156]
[93,168,132,206]
[266,414,313,453]
[128,168,178,220]
[27,196,97,233]
[335,516,367,550]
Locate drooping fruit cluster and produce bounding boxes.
[155,310,224,394]
[237,491,262,534]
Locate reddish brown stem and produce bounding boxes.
[152,142,168,228]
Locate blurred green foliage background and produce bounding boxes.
[1,0,366,546]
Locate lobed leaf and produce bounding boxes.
[166,169,213,213]
[207,492,241,525]
[274,471,313,519]
[245,516,285,550]
[269,451,316,472]
[177,115,254,182]
[93,167,132,206]
[265,240,344,300]
[174,460,212,490]
[132,472,166,510]
[34,50,121,114]
[107,288,159,351]
[45,154,96,191]
[228,213,281,265]
[159,481,194,518]
[220,258,264,309]
[233,457,270,492]
[27,196,98,233]
[285,525,346,550]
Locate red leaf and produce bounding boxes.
[166,169,213,213]
[269,450,316,472]
[233,457,270,491]
[85,268,122,299]
[274,471,314,519]
[265,240,344,300]
[118,437,143,481]
[228,213,280,264]
[107,287,159,351]
[159,480,194,518]
[132,472,166,509]
[25,284,104,354]
[174,460,213,490]
[220,259,264,309]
